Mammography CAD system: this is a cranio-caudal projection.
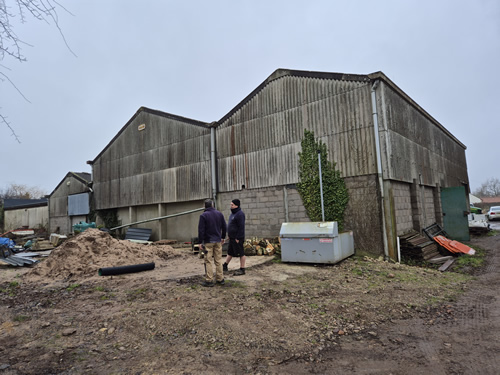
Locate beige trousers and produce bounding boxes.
[204,242,223,282]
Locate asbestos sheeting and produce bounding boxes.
[434,235,476,255]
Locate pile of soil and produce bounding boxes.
[23,229,189,283]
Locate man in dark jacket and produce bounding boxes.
[198,199,227,287]
[223,199,246,276]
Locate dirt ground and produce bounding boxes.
[0,229,499,374]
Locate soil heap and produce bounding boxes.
[23,229,183,283]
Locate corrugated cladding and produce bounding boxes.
[379,83,468,187]
[217,75,377,192]
[93,109,211,210]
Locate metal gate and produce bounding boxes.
[441,186,469,241]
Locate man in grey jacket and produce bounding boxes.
[198,199,227,287]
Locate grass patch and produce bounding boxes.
[0,281,20,296]
[66,284,80,292]
[454,245,486,271]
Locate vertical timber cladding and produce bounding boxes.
[217,72,382,253]
[92,108,212,212]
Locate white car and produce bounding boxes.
[486,206,500,221]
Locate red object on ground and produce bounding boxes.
[434,235,476,255]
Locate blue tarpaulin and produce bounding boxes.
[0,238,15,249]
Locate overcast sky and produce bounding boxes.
[1,0,499,195]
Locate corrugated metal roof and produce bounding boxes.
[3,198,48,210]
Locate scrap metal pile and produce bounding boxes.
[0,229,50,266]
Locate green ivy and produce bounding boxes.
[297,129,349,230]
[97,209,121,230]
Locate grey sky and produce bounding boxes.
[1,0,499,195]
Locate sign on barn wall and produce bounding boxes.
[68,193,90,216]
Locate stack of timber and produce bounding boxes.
[399,230,441,261]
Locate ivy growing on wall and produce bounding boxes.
[297,129,349,230]
[97,209,121,230]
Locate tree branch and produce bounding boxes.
[1,0,76,141]
[0,113,21,143]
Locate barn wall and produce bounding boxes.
[391,181,413,234]
[108,200,204,242]
[4,206,48,231]
[93,110,211,210]
[218,185,309,240]
[378,82,468,188]
[388,180,442,236]
[217,173,384,256]
[216,76,377,193]
[423,186,438,228]
[343,175,384,255]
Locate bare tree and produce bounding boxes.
[0,183,47,200]
[473,178,500,198]
[1,0,75,142]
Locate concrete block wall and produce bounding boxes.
[423,187,437,228]
[409,181,440,233]
[391,181,413,234]
[344,174,383,255]
[49,217,68,234]
[218,185,309,239]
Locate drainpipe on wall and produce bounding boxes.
[371,80,389,260]
[210,125,218,207]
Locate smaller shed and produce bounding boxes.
[3,198,49,231]
[49,172,92,235]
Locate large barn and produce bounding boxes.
[88,69,470,259]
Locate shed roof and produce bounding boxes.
[3,198,48,210]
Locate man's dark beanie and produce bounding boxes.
[232,199,241,207]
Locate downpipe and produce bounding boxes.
[371,80,389,260]
[210,126,218,207]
